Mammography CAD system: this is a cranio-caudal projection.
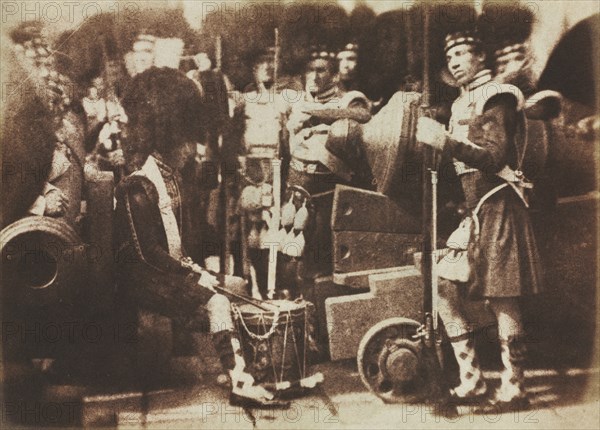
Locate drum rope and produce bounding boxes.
[303,306,308,377]
[232,303,282,341]
[281,317,289,383]
[290,314,302,379]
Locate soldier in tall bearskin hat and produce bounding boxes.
[479,2,563,211]
[416,18,543,412]
[236,46,291,299]
[479,3,537,95]
[114,67,288,408]
[337,42,360,93]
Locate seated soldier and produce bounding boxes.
[115,67,287,408]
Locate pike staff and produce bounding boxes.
[215,33,232,276]
[267,28,281,300]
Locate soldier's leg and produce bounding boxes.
[206,293,286,406]
[438,278,487,399]
[487,297,528,403]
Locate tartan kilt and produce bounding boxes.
[467,187,543,299]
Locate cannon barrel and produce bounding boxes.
[1,216,87,308]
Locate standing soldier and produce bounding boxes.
[286,46,372,195]
[184,52,229,265]
[336,42,360,92]
[236,47,290,299]
[416,27,542,412]
[239,47,289,185]
[282,45,372,294]
[479,3,563,212]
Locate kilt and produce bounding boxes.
[467,187,543,299]
[119,263,248,328]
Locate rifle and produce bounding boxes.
[418,2,455,414]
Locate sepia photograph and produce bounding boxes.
[1,0,598,428]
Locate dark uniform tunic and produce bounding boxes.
[115,153,246,323]
[444,70,543,299]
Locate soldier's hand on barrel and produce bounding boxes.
[44,189,69,217]
[416,117,447,150]
[289,110,312,133]
[198,270,219,292]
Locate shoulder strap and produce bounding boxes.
[473,183,509,217]
[470,183,510,236]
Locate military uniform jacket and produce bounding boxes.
[286,85,371,190]
[114,153,213,319]
[241,87,289,159]
[443,69,543,298]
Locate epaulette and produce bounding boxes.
[475,82,525,115]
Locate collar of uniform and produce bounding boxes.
[309,85,339,103]
[461,69,493,94]
[151,151,175,176]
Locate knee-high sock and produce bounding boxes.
[207,293,234,333]
[212,330,236,371]
[488,298,527,400]
[206,295,274,400]
[437,279,470,337]
[438,279,485,396]
[447,333,486,397]
[207,294,245,374]
[495,336,527,400]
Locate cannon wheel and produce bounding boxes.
[357,317,426,404]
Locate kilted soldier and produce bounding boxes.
[238,47,290,183]
[479,3,563,212]
[184,52,229,264]
[115,67,287,408]
[416,29,542,411]
[283,46,372,289]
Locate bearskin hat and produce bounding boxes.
[479,2,536,93]
[121,67,203,169]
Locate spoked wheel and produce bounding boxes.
[357,318,426,404]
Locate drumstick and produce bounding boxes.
[184,260,279,311]
[213,285,278,312]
